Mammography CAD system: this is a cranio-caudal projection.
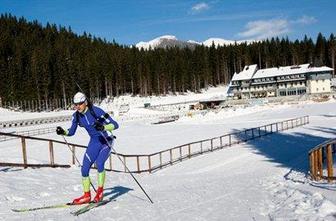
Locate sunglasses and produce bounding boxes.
[74,101,85,106]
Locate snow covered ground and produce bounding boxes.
[0,86,336,220]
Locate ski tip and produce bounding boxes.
[11,208,25,213]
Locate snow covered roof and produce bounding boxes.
[231,64,333,81]
[253,64,333,79]
[231,64,258,81]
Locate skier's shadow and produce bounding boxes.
[103,186,133,201]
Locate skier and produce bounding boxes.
[56,92,119,204]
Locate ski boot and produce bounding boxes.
[93,187,104,202]
[72,191,91,205]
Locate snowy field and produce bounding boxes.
[0,86,336,220]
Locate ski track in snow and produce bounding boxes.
[261,175,336,220]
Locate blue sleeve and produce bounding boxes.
[93,106,119,130]
[67,113,78,136]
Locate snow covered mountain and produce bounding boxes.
[135,35,253,49]
[135,35,197,50]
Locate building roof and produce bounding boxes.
[253,64,333,79]
[232,64,333,81]
[231,64,258,81]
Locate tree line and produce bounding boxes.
[0,13,335,103]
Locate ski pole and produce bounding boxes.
[61,135,97,193]
[100,132,154,204]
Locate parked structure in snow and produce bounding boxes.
[228,64,333,99]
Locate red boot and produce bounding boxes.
[93,187,104,203]
[72,192,91,205]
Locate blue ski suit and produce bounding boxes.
[67,105,119,177]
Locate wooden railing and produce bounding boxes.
[309,139,336,182]
[0,127,56,142]
[145,115,309,173]
[0,115,72,128]
[0,116,309,173]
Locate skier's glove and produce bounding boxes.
[56,126,65,135]
[94,122,105,131]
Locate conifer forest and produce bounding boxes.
[0,14,335,102]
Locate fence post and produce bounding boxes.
[109,155,112,170]
[49,141,55,166]
[170,149,173,164]
[327,144,334,183]
[180,147,182,161]
[72,145,76,165]
[137,156,140,172]
[258,127,261,137]
[160,152,163,168]
[188,144,191,158]
[309,152,315,180]
[211,139,214,151]
[314,151,319,180]
[21,137,27,168]
[148,156,151,173]
[318,148,323,179]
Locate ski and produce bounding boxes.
[12,202,79,213]
[71,199,114,216]
[11,201,93,213]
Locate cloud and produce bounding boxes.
[238,19,290,40]
[293,15,317,25]
[238,15,317,40]
[191,2,209,13]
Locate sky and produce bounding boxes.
[0,0,335,45]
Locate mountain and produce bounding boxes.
[135,35,198,50]
[135,35,253,50]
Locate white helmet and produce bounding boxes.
[73,92,87,104]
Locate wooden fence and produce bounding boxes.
[0,116,309,173]
[0,127,56,142]
[1,97,102,112]
[309,139,336,182]
[0,115,72,129]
